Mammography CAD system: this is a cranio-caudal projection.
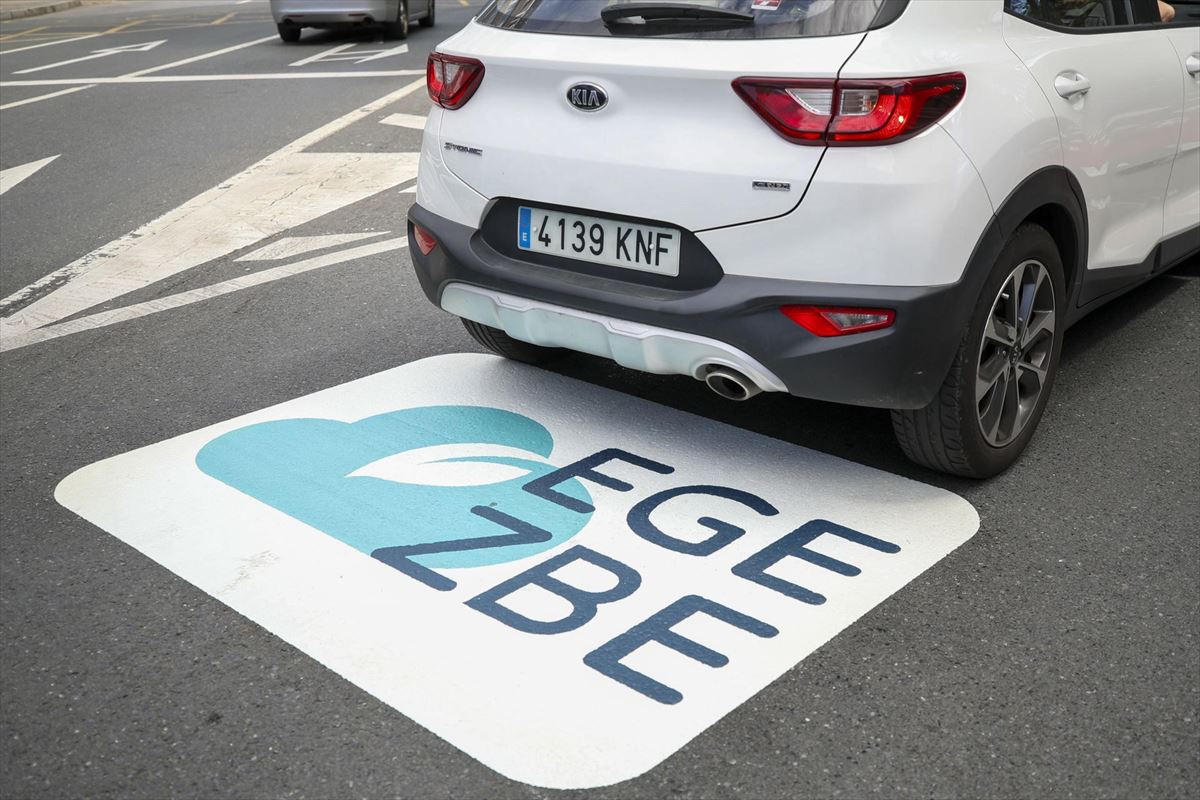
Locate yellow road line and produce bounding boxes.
[104,19,145,34]
[0,25,49,41]
[211,11,237,25]
[457,0,469,6]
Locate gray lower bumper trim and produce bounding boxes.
[441,283,789,393]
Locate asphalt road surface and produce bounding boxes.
[2,2,1198,798]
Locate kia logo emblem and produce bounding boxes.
[567,82,608,112]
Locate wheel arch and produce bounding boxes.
[990,166,1089,319]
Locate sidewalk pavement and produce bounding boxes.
[0,0,82,21]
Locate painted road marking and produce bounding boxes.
[380,112,427,130]
[119,33,275,78]
[0,84,94,109]
[236,232,387,261]
[211,11,238,25]
[290,42,408,68]
[0,237,408,351]
[13,40,165,75]
[104,19,146,35]
[0,154,59,196]
[0,25,48,41]
[288,42,354,67]
[0,70,423,87]
[0,33,105,55]
[56,353,980,789]
[0,78,425,346]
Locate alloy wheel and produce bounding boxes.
[976,258,1056,447]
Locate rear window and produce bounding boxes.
[475,0,888,40]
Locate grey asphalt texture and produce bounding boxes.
[2,2,1198,798]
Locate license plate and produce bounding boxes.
[517,206,681,277]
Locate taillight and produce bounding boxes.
[781,305,895,337]
[412,223,438,256]
[427,52,485,109]
[733,73,965,146]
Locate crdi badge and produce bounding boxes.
[57,354,979,788]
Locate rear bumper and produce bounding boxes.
[408,204,982,410]
[271,0,396,24]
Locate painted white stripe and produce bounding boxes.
[289,42,355,67]
[0,71,424,86]
[0,238,408,352]
[0,84,94,109]
[0,77,426,337]
[13,39,165,75]
[0,155,59,196]
[380,112,427,130]
[0,33,104,55]
[351,43,407,64]
[120,34,277,78]
[236,232,388,262]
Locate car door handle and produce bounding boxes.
[1187,54,1200,76]
[1054,71,1092,99]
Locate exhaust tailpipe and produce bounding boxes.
[704,367,761,402]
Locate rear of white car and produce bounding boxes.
[408,0,1199,476]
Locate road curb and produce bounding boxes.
[0,0,81,21]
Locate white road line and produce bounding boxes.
[0,70,424,86]
[0,155,59,196]
[14,40,165,75]
[120,34,277,78]
[289,42,354,67]
[0,77,427,343]
[0,238,409,352]
[0,84,94,109]
[0,33,104,55]
[237,232,388,261]
[380,112,427,130]
[351,44,407,64]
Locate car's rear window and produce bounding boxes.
[475,0,887,40]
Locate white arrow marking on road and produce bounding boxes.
[290,42,407,68]
[0,78,427,349]
[0,155,59,196]
[14,40,166,75]
[353,44,407,64]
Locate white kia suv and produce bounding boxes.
[407,0,1200,477]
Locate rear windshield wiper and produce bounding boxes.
[600,3,756,25]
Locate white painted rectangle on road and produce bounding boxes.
[57,354,979,789]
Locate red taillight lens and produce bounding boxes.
[412,223,437,256]
[731,79,834,142]
[781,305,896,337]
[427,52,485,109]
[733,73,965,146]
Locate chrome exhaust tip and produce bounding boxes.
[704,367,761,402]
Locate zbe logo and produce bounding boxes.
[197,404,901,706]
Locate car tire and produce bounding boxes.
[420,0,435,27]
[382,0,409,40]
[461,318,564,366]
[277,22,301,43]
[890,223,1066,478]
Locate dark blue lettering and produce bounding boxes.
[584,594,777,704]
[627,485,778,556]
[523,448,673,514]
[372,505,554,592]
[466,545,641,634]
[732,519,901,605]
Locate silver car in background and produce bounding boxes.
[269,0,435,42]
